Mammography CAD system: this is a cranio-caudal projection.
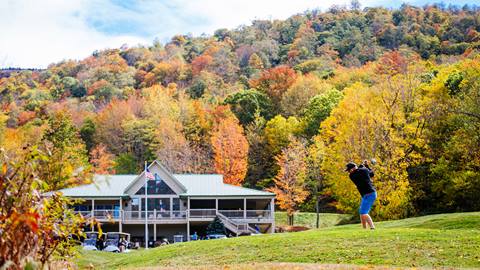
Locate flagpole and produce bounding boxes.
[144,161,148,249]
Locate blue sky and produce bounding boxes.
[0,0,478,68]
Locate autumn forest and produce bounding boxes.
[2,4,480,264]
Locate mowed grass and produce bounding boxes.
[75,212,480,269]
[274,212,351,228]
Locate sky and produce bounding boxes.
[0,0,477,68]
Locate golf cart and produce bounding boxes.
[82,231,100,251]
[102,232,131,253]
[206,234,227,240]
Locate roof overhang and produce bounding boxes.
[179,195,275,199]
[62,195,130,200]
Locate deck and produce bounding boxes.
[74,209,274,224]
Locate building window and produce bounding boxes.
[131,198,140,212]
[173,198,180,211]
[135,174,176,195]
[141,198,171,211]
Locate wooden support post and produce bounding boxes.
[270,198,275,233]
[91,199,95,231]
[170,197,173,218]
[215,199,218,215]
[243,198,247,219]
[119,198,123,232]
[153,223,156,244]
[187,196,190,242]
[187,221,190,242]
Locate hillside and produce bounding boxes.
[76,212,480,269]
[274,212,351,228]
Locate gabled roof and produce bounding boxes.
[123,160,187,194]
[50,161,274,198]
[50,175,135,198]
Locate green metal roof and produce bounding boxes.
[53,175,135,198]
[53,174,274,198]
[174,174,274,197]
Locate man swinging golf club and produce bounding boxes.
[345,160,377,230]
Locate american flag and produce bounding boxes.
[145,168,155,180]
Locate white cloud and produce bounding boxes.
[0,0,357,68]
[0,0,475,68]
[0,0,149,68]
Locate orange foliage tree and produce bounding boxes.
[376,50,409,76]
[90,144,116,174]
[191,54,213,75]
[211,115,249,186]
[267,138,309,225]
[249,65,297,107]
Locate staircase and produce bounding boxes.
[217,213,260,236]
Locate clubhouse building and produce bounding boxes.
[52,160,275,244]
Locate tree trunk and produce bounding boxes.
[288,213,294,226]
[315,185,320,229]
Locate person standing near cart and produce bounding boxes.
[345,160,377,229]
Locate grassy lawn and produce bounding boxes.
[274,212,351,228]
[75,212,480,269]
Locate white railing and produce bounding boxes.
[246,210,272,219]
[94,210,122,220]
[218,210,244,219]
[75,210,121,220]
[74,209,272,221]
[75,210,187,221]
[217,212,249,236]
[122,210,187,221]
[216,210,273,219]
[189,209,216,218]
[75,211,92,218]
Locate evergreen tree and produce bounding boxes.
[206,216,227,235]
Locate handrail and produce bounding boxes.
[248,225,260,234]
[218,210,273,219]
[189,209,216,218]
[246,210,272,219]
[75,210,121,220]
[74,209,272,222]
[217,212,252,235]
[122,210,187,220]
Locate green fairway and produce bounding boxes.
[75,212,480,269]
[274,212,351,228]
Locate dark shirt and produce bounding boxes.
[349,167,375,196]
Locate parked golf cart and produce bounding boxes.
[206,234,227,240]
[82,231,100,251]
[102,232,131,253]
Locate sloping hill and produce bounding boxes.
[274,212,351,228]
[76,212,480,269]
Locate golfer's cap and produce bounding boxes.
[345,162,357,171]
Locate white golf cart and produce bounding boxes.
[82,231,99,251]
[102,232,131,253]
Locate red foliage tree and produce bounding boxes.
[191,55,213,75]
[376,51,408,75]
[249,65,297,106]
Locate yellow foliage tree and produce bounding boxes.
[319,73,425,219]
[281,74,334,116]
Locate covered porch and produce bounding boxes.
[187,197,275,222]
